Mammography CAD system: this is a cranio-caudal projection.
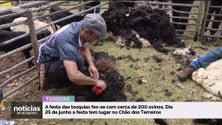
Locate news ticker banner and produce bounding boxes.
[10,95,222,119]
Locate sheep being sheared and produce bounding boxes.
[192,59,222,97]
[84,51,127,101]
[46,51,127,101]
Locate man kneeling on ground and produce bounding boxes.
[37,14,107,91]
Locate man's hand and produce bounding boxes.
[96,80,107,90]
[88,65,99,80]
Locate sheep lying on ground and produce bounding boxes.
[83,51,127,101]
[46,51,127,101]
[192,59,222,97]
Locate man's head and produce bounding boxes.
[80,14,107,43]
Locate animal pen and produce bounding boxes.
[0,1,222,100]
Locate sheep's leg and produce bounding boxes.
[22,49,34,67]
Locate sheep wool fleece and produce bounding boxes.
[192,59,222,97]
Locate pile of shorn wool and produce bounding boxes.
[192,59,222,97]
[102,2,184,50]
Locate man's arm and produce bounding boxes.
[81,43,94,66]
[63,60,106,90]
[81,43,99,79]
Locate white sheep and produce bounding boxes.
[10,17,54,34]
[192,59,222,97]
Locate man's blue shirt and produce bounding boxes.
[38,22,83,64]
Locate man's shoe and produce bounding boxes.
[177,66,196,81]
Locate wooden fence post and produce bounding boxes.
[194,1,204,41]
[26,10,39,62]
[199,1,211,43]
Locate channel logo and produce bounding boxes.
[11,102,42,119]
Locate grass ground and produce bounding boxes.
[0,38,221,125]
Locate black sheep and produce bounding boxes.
[80,51,127,101]
[49,5,83,30]
[85,1,101,13]
[43,51,127,101]
[88,52,127,101]
[0,12,22,31]
[0,30,34,67]
[74,52,127,101]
